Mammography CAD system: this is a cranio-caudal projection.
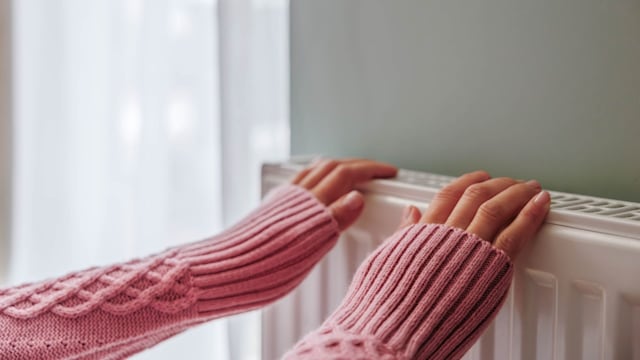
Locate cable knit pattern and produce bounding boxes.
[284,223,514,360]
[0,249,197,319]
[0,184,340,360]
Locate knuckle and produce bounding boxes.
[436,185,464,202]
[334,164,352,178]
[320,159,340,170]
[478,202,505,222]
[463,184,491,201]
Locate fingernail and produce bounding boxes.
[534,191,550,205]
[343,191,364,210]
[526,180,541,190]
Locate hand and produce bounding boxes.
[397,171,550,259]
[292,158,398,231]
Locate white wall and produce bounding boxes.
[290,0,640,202]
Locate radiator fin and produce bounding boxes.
[522,269,557,360]
[567,280,604,360]
[618,295,640,360]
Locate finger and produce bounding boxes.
[312,161,398,204]
[291,156,329,184]
[329,191,365,231]
[298,159,341,189]
[466,181,543,242]
[444,178,520,229]
[291,167,312,185]
[397,205,422,230]
[494,191,550,259]
[339,160,399,183]
[337,157,369,163]
[291,158,368,185]
[420,170,491,224]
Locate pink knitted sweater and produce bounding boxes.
[285,223,513,359]
[0,185,513,359]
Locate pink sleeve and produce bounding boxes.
[0,185,340,360]
[284,223,514,360]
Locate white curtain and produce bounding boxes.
[7,0,289,359]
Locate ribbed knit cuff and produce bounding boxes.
[177,184,341,316]
[287,223,513,360]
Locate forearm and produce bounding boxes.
[0,185,340,360]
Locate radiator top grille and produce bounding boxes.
[395,169,640,223]
[550,195,640,221]
[268,160,640,239]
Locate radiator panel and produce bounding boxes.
[262,162,640,360]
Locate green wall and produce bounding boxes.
[290,0,640,202]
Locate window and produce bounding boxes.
[3,0,289,358]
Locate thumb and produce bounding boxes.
[329,191,365,231]
[397,205,421,230]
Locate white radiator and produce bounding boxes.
[261,161,640,360]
